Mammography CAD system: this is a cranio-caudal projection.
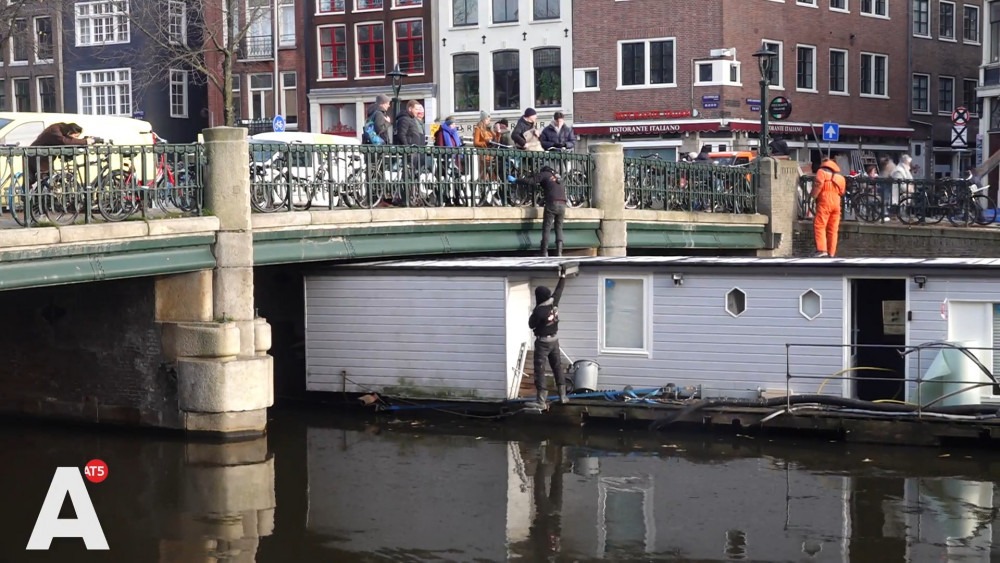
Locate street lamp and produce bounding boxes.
[387,63,408,119]
[752,44,778,158]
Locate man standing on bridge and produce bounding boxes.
[811,158,846,257]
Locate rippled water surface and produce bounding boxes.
[2,408,1000,562]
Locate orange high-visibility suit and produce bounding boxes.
[812,159,846,256]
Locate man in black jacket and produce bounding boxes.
[518,166,566,256]
[528,270,568,409]
[393,100,425,146]
[363,93,391,145]
[511,108,538,150]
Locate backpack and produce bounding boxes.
[362,113,385,145]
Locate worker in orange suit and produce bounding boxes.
[811,158,846,257]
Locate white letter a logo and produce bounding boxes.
[26,467,109,550]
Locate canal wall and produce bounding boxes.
[793,220,1000,257]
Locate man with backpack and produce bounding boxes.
[811,158,846,257]
[363,94,391,146]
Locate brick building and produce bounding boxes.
[572,0,914,171]
[0,2,63,114]
[910,0,983,179]
[306,0,434,138]
[204,0,309,132]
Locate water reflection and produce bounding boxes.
[2,414,1000,562]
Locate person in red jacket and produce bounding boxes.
[811,158,846,257]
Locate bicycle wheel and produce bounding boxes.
[42,172,82,225]
[853,193,883,223]
[973,195,997,226]
[97,171,139,222]
[9,183,40,227]
[896,195,923,225]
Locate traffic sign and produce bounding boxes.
[822,122,840,142]
[272,114,286,133]
[768,96,792,120]
[952,106,970,125]
[951,124,968,149]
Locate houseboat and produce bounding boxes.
[303,257,1000,444]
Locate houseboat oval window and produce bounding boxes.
[726,288,747,317]
[800,289,822,320]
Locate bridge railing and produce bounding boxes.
[797,175,996,225]
[0,143,203,228]
[248,143,593,211]
[623,157,758,213]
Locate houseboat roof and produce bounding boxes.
[337,256,1000,272]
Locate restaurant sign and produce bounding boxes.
[614,109,697,120]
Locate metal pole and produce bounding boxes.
[759,77,770,158]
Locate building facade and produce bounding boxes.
[0,2,64,115]
[203,0,309,132]
[54,0,209,142]
[433,0,574,138]
[977,1,1000,193]
[572,0,913,171]
[306,0,435,138]
[910,0,983,179]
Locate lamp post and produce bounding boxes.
[387,63,408,119]
[752,44,777,158]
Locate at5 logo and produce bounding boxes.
[26,459,109,551]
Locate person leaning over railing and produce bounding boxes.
[27,122,96,186]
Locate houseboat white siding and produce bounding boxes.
[908,276,1000,402]
[555,271,846,396]
[305,274,510,399]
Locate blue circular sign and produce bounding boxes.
[272,115,286,132]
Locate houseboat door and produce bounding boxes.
[850,279,907,401]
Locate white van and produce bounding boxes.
[0,112,155,147]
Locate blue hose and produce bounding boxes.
[376,388,666,412]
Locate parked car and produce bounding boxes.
[708,151,757,166]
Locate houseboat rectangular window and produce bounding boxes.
[600,276,648,354]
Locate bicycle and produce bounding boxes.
[946,181,995,227]
[897,182,947,225]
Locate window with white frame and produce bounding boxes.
[913,0,929,36]
[860,52,886,97]
[762,40,782,88]
[249,73,273,119]
[829,48,847,93]
[830,0,846,11]
[37,76,55,112]
[964,78,978,116]
[281,72,297,125]
[394,0,422,6]
[13,78,29,111]
[599,276,649,354]
[493,50,518,109]
[796,45,816,90]
[78,68,131,115]
[279,0,295,46]
[992,2,1000,63]
[493,0,517,23]
[939,76,955,114]
[453,53,479,111]
[356,0,383,10]
[453,0,477,26]
[574,68,599,91]
[618,37,675,88]
[318,0,345,12]
[860,0,886,17]
[912,73,929,113]
[75,1,130,47]
[34,17,53,62]
[940,1,956,40]
[168,1,186,45]
[533,47,561,107]
[318,25,347,79]
[965,4,981,43]
[394,18,424,74]
[11,19,28,64]
[533,0,559,20]
[169,69,188,118]
[796,0,816,5]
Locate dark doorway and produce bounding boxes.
[851,279,906,401]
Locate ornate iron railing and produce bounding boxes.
[0,143,203,228]
[623,157,758,213]
[248,143,593,211]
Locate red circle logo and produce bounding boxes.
[84,459,108,483]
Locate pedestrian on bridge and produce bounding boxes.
[811,158,846,257]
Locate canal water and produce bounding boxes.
[2,407,999,562]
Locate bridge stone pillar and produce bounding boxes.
[168,127,273,437]
[591,143,627,256]
[756,157,799,257]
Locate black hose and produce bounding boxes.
[649,394,1000,430]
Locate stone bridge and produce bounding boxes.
[12,127,985,438]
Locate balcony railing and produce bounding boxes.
[241,35,273,60]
